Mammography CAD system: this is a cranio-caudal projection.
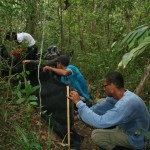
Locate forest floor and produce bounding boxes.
[31,109,100,150]
[1,96,149,150]
[0,101,99,150]
[74,121,100,150]
[1,103,150,150]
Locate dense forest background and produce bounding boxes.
[0,0,150,149]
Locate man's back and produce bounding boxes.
[17,32,35,47]
[60,65,91,101]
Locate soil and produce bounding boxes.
[74,121,100,150]
[33,113,100,150]
[28,109,100,150]
[38,115,100,150]
[0,101,99,150]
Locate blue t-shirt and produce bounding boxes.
[76,90,150,149]
[60,65,90,101]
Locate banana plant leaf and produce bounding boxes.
[118,25,150,68]
[118,38,150,68]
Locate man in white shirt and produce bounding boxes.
[6,31,38,60]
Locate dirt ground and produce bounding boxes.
[40,118,100,150]
[74,121,100,150]
[0,102,100,150]
[44,119,100,150]
[30,110,100,150]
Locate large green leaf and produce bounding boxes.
[133,36,150,58]
[118,25,150,68]
[128,26,149,49]
[119,39,150,68]
[121,25,149,49]
[126,29,139,45]
[121,30,134,45]
[134,26,149,41]
[135,24,148,30]
[121,51,134,68]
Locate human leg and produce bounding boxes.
[91,127,133,150]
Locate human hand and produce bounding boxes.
[67,91,80,104]
[22,60,31,64]
[43,66,51,71]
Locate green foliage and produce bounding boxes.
[0,0,150,148]
[117,24,150,68]
[13,71,39,106]
[71,49,122,99]
[14,80,39,106]
[12,125,42,150]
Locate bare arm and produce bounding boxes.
[23,60,39,64]
[43,66,71,76]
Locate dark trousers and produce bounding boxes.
[26,45,38,60]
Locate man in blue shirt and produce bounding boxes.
[43,55,91,106]
[68,71,150,150]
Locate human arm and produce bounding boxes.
[76,101,125,128]
[16,42,27,52]
[23,60,39,64]
[22,59,56,66]
[16,38,25,50]
[68,91,128,128]
[68,91,116,115]
[43,66,72,76]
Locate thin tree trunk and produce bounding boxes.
[91,0,97,34]
[25,0,37,36]
[77,6,85,51]
[58,0,64,51]
[135,62,150,97]
[107,0,112,47]
[68,0,71,51]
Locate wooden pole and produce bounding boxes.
[23,63,27,86]
[67,86,70,149]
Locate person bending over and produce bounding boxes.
[6,31,38,60]
[68,71,150,150]
[43,55,92,106]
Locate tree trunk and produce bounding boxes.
[107,0,112,48]
[77,6,85,51]
[91,0,97,34]
[58,0,64,51]
[67,0,72,55]
[135,63,150,97]
[25,0,37,36]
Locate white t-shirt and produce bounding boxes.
[17,33,35,47]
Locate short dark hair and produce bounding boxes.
[56,55,69,66]
[105,71,124,89]
[5,31,17,40]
